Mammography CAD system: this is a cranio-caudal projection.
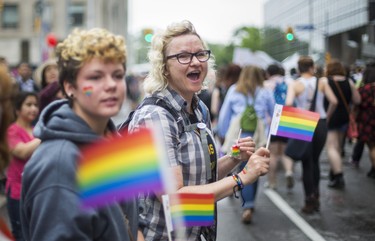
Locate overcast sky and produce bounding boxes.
[129,0,265,44]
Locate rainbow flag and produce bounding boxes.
[270,104,320,142]
[169,193,214,227]
[77,128,165,209]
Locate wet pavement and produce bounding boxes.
[217,141,375,241]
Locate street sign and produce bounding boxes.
[295,24,315,31]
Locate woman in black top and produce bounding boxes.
[323,59,361,188]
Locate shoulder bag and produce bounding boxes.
[333,80,358,139]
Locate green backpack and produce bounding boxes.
[240,95,258,132]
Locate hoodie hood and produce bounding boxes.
[34,99,116,144]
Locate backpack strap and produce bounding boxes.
[198,100,208,123]
[117,96,184,134]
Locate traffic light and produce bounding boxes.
[143,28,154,43]
[285,26,294,41]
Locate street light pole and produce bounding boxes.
[324,11,329,63]
[87,0,95,29]
[309,0,313,55]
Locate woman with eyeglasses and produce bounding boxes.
[125,20,270,241]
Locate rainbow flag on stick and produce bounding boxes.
[167,193,215,227]
[77,128,165,209]
[270,104,320,142]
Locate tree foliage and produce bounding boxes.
[233,26,263,51]
[263,27,308,61]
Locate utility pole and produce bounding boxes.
[309,0,313,55]
[324,11,330,63]
[87,0,95,29]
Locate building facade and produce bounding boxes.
[264,0,375,65]
[0,0,128,67]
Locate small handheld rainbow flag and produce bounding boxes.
[77,128,165,209]
[168,193,215,228]
[269,104,320,142]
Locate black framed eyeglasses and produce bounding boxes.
[166,50,211,64]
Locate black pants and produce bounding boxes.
[6,190,24,241]
[352,140,365,162]
[301,119,327,198]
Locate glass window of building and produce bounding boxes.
[69,3,85,28]
[2,4,19,29]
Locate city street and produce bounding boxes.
[217,141,375,241]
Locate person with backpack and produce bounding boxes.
[285,56,337,214]
[217,65,274,224]
[124,20,270,241]
[264,64,295,190]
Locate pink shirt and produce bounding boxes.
[6,123,34,199]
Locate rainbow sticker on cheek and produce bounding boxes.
[83,86,93,96]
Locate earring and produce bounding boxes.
[69,93,74,98]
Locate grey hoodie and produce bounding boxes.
[21,99,138,241]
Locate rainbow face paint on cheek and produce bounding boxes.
[83,86,93,96]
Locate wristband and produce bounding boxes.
[232,173,244,190]
[242,165,249,174]
[232,173,244,199]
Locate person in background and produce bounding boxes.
[264,64,294,190]
[198,69,216,121]
[211,63,242,144]
[356,64,375,179]
[6,91,40,241]
[349,61,372,167]
[126,20,270,241]
[285,56,337,214]
[323,59,361,189]
[0,67,15,241]
[217,65,274,224]
[33,59,59,90]
[0,57,10,74]
[0,57,16,87]
[33,59,63,113]
[0,68,14,171]
[289,67,299,80]
[20,28,139,241]
[15,63,39,93]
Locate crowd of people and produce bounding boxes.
[0,19,374,241]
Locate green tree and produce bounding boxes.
[263,27,308,61]
[208,43,235,68]
[233,26,263,51]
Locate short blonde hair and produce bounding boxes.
[56,28,127,98]
[143,20,215,94]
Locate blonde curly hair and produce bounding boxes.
[143,20,215,94]
[56,28,127,98]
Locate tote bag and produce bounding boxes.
[285,78,318,161]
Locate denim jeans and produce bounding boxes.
[6,190,24,241]
[239,161,258,209]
